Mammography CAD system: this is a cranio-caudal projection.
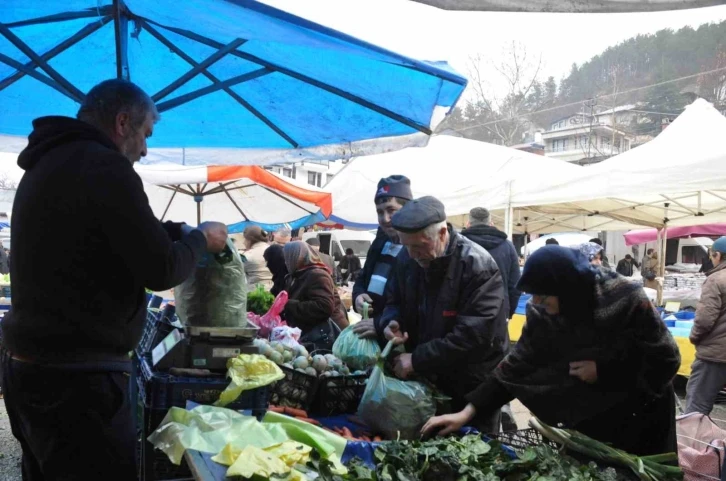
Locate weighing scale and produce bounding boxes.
[151,322,260,371]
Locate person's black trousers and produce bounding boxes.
[1,352,137,480]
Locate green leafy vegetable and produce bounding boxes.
[313,434,644,481]
[248,285,275,315]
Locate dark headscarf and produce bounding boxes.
[517,246,596,323]
[263,243,287,296]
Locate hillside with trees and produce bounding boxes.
[439,21,726,145]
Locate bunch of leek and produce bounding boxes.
[529,418,682,481]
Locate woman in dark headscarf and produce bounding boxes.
[281,241,348,336]
[263,243,287,297]
[422,245,681,456]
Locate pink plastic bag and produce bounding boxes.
[248,291,288,338]
[677,412,726,481]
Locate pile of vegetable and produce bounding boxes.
[530,418,682,481]
[309,434,626,481]
[254,338,366,377]
[247,285,275,315]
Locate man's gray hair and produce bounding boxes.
[422,220,447,240]
[275,228,292,237]
[469,207,491,226]
[77,79,159,133]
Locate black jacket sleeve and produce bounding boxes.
[507,243,522,319]
[411,269,506,373]
[353,239,381,312]
[89,155,207,292]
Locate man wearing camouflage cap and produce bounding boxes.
[380,196,509,433]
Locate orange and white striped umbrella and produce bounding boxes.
[135,164,332,233]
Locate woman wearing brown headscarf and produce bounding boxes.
[282,241,348,337]
[241,225,272,291]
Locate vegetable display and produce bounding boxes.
[310,434,625,481]
[254,338,366,377]
[530,418,682,481]
[247,285,275,315]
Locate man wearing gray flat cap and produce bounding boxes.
[379,196,509,433]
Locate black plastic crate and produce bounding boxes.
[138,310,179,355]
[137,354,269,414]
[489,428,558,450]
[137,401,193,481]
[269,365,320,411]
[312,373,368,416]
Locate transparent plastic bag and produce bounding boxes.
[357,341,436,440]
[332,328,380,371]
[175,238,248,327]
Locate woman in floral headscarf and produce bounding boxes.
[578,242,604,266]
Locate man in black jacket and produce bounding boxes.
[351,175,413,337]
[380,197,509,433]
[461,207,521,319]
[1,79,227,480]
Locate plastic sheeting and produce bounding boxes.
[410,0,725,12]
[0,1,466,165]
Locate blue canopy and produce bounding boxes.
[0,1,467,165]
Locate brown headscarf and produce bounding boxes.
[283,241,323,274]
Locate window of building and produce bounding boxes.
[282,168,292,178]
[326,174,334,185]
[308,172,322,187]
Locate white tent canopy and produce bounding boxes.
[324,135,582,230]
[409,0,724,12]
[499,99,726,234]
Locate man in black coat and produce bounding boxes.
[351,175,413,337]
[1,79,227,480]
[380,197,509,433]
[461,207,521,319]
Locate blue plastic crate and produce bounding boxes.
[137,310,178,355]
[137,354,269,413]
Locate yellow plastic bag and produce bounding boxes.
[225,445,290,478]
[216,354,284,407]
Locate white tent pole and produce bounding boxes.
[504,181,513,239]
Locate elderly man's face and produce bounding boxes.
[398,225,448,268]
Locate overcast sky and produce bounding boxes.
[262,0,726,97]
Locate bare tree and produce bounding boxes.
[0,174,17,191]
[461,42,543,146]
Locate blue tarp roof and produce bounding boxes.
[0,1,467,165]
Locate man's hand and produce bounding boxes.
[421,403,477,437]
[354,293,374,314]
[351,319,377,339]
[383,321,409,345]
[569,360,597,384]
[198,222,228,253]
[393,353,414,379]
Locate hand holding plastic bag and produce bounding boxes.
[357,341,436,440]
[332,327,380,371]
[175,238,247,327]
